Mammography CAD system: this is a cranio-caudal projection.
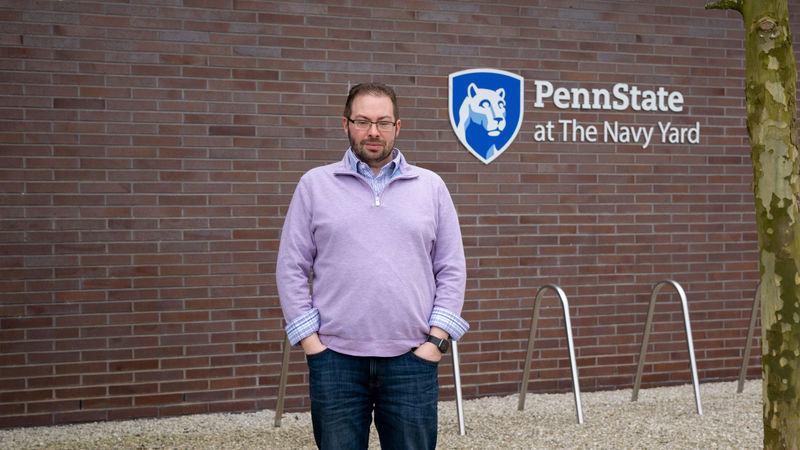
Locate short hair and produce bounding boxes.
[343,83,399,121]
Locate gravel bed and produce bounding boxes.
[1,380,762,449]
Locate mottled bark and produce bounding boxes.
[706,0,800,448]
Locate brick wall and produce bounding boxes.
[1,0,796,427]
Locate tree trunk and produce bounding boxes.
[706,0,800,448]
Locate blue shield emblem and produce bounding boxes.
[449,69,524,164]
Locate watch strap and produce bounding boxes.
[425,334,449,353]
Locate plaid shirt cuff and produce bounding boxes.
[285,308,320,346]
[429,305,469,341]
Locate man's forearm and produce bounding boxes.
[428,326,448,340]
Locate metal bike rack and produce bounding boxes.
[631,279,702,415]
[517,284,584,424]
[451,340,466,435]
[273,333,292,427]
[737,282,760,393]
[274,334,467,435]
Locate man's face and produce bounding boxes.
[343,93,401,171]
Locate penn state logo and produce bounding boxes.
[449,69,524,164]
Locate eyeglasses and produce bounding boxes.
[346,118,397,132]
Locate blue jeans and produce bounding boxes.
[306,349,439,450]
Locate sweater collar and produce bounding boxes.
[338,148,414,176]
[345,148,401,178]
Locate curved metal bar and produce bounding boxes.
[517,284,584,424]
[451,340,466,435]
[274,333,292,427]
[631,279,702,415]
[737,282,760,393]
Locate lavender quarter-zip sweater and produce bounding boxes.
[276,150,468,357]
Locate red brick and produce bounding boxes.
[135,393,183,406]
[108,407,158,421]
[0,389,53,403]
[53,98,106,110]
[160,403,209,416]
[0,414,54,427]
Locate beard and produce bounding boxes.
[348,130,395,168]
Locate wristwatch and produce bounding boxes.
[425,334,450,354]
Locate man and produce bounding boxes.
[276,82,468,450]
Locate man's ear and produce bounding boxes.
[342,117,349,135]
[394,119,401,137]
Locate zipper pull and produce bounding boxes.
[375,196,380,206]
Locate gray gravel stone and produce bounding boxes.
[1,380,761,449]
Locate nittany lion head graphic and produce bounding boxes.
[456,83,507,138]
[449,69,523,164]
